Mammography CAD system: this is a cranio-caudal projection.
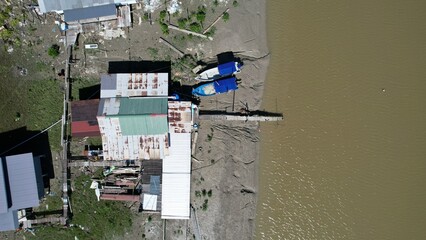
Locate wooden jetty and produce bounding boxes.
[69,160,142,167]
[198,111,283,122]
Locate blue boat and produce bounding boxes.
[195,61,242,81]
[192,77,238,97]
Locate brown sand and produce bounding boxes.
[189,1,269,239]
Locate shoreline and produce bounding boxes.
[191,0,269,239]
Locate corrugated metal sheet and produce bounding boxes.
[0,159,8,214]
[163,133,191,173]
[71,121,101,137]
[71,99,100,121]
[119,115,168,135]
[64,4,116,22]
[5,153,40,210]
[168,101,193,134]
[38,0,137,13]
[100,73,169,98]
[0,210,18,231]
[161,173,191,219]
[119,97,168,115]
[98,115,169,160]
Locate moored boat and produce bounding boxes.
[195,61,242,81]
[192,77,238,97]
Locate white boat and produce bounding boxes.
[195,61,242,81]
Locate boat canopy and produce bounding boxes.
[214,77,238,93]
[218,62,237,76]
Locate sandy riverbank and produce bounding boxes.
[189,1,269,239]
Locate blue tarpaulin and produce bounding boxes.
[218,62,237,76]
[214,77,238,93]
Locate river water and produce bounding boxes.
[256,1,426,239]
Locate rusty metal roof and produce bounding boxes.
[100,73,169,98]
[168,101,193,134]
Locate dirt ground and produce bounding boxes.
[0,0,268,239]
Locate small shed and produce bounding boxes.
[0,153,44,232]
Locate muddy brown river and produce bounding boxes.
[256,1,426,239]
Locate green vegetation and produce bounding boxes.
[202,199,208,211]
[213,0,219,7]
[48,44,60,58]
[196,6,207,23]
[26,174,132,239]
[159,10,167,21]
[205,26,217,37]
[233,1,239,7]
[222,12,230,22]
[160,22,169,35]
[195,190,202,197]
[189,22,202,33]
[70,77,99,100]
[178,18,188,29]
[202,189,207,197]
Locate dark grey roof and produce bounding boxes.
[5,153,41,210]
[64,4,117,22]
[150,176,160,195]
[0,159,8,214]
[0,210,18,231]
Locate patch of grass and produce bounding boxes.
[159,10,167,21]
[177,18,188,29]
[70,77,99,100]
[147,47,159,59]
[160,22,169,35]
[26,174,132,239]
[222,12,230,22]
[196,7,206,23]
[189,22,202,33]
[48,44,60,58]
[205,26,217,37]
[213,0,219,7]
[202,199,208,211]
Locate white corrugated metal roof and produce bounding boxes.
[161,132,192,219]
[163,133,191,173]
[161,173,191,219]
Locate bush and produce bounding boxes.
[205,26,216,37]
[189,22,202,33]
[160,22,169,34]
[233,1,239,7]
[196,7,206,23]
[159,10,167,21]
[48,44,60,58]
[222,12,230,22]
[177,18,188,29]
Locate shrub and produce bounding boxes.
[233,1,239,7]
[160,22,169,34]
[205,26,216,37]
[207,189,212,197]
[222,12,230,22]
[213,0,219,7]
[177,18,188,29]
[159,10,167,21]
[189,22,202,33]
[48,44,60,58]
